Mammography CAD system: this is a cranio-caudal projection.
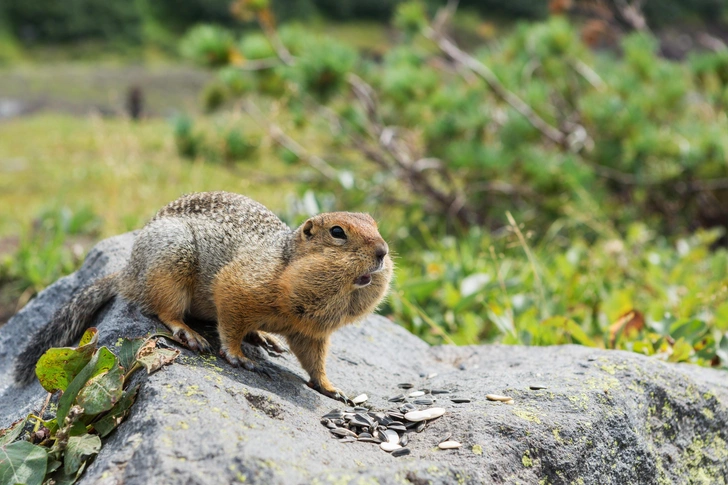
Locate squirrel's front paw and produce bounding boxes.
[308,381,353,405]
[220,348,276,378]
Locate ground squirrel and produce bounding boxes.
[14,191,393,402]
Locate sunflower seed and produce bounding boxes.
[330,428,357,438]
[388,423,407,432]
[400,433,409,446]
[400,403,417,412]
[529,385,547,390]
[323,410,344,419]
[333,418,345,426]
[321,418,331,426]
[486,394,513,402]
[358,436,381,443]
[387,412,405,421]
[380,441,402,452]
[409,391,425,398]
[388,394,406,403]
[391,447,411,457]
[358,432,372,439]
[415,421,426,433]
[354,406,369,412]
[431,389,451,395]
[450,397,471,403]
[413,398,434,405]
[404,407,446,422]
[438,440,462,449]
[398,383,414,389]
[382,429,400,444]
[352,394,368,404]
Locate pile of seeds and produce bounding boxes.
[321,381,469,456]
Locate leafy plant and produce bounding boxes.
[0,328,179,485]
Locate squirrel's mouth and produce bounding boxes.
[354,273,372,288]
[354,262,385,288]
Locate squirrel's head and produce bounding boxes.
[293,212,392,291]
[284,212,393,329]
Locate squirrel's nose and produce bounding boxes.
[375,242,388,262]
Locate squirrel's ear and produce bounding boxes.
[302,219,315,239]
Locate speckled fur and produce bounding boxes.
[14,192,393,400]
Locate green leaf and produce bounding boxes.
[669,319,707,344]
[0,441,48,485]
[57,347,117,425]
[117,338,145,371]
[76,363,124,416]
[36,328,99,393]
[669,337,693,362]
[63,434,101,476]
[0,417,28,447]
[93,384,140,437]
[564,319,598,348]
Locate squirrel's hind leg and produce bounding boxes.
[146,269,211,352]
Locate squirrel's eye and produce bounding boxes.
[330,226,347,240]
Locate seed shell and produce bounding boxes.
[330,428,357,438]
[438,440,462,449]
[398,383,414,389]
[380,442,402,452]
[486,394,513,402]
[391,447,411,457]
[352,394,368,404]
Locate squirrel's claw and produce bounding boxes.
[220,348,276,378]
[173,328,211,353]
[244,331,287,357]
[308,381,353,405]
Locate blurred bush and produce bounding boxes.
[175,2,728,369]
[4,0,727,44]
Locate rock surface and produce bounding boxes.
[1,233,727,485]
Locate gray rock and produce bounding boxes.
[1,233,727,484]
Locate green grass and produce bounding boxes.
[0,113,306,238]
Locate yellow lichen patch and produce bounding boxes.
[185,384,203,396]
[472,444,483,455]
[512,408,542,424]
[522,450,533,467]
[585,376,621,391]
[702,408,714,420]
[568,393,590,411]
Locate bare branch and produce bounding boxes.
[696,33,727,52]
[256,12,296,66]
[346,73,476,224]
[241,100,340,182]
[613,0,650,33]
[569,59,606,91]
[424,25,568,146]
[237,57,282,71]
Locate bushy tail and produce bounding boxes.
[14,272,120,386]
